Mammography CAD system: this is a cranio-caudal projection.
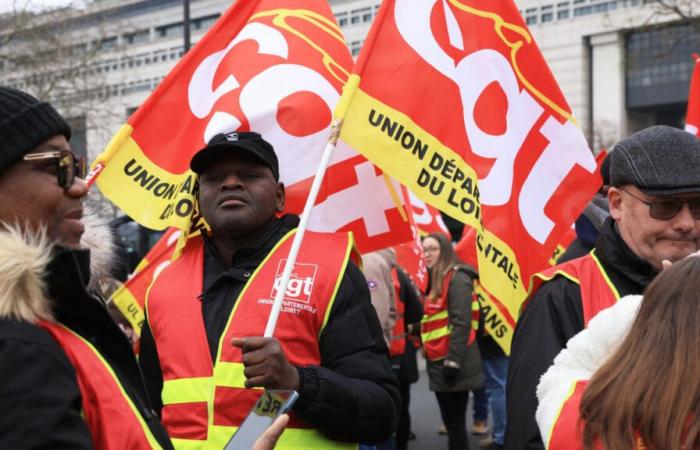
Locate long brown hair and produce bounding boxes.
[424,233,460,301]
[579,256,700,450]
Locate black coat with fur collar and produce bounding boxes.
[0,229,172,449]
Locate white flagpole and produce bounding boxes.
[263,120,343,337]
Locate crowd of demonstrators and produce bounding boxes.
[506,125,700,449]
[362,249,424,450]
[536,255,700,450]
[421,232,482,450]
[6,87,700,450]
[138,132,399,449]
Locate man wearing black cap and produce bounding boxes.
[0,86,173,448]
[139,132,399,448]
[505,125,700,450]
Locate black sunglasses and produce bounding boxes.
[23,150,87,189]
[621,188,700,220]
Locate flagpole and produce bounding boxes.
[263,119,343,337]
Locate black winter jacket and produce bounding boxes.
[0,238,172,449]
[139,215,400,444]
[504,218,658,450]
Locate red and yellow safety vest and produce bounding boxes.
[388,268,406,357]
[39,321,163,449]
[546,380,669,450]
[420,268,479,361]
[527,250,620,326]
[146,229,358,450]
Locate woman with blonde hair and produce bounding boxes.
[421,232,482,450]
[536,256,700,450]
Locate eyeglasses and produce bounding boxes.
[423,246,440,253]
[23,150,86,189]
[621,188,700,220]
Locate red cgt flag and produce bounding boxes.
[685,54,700,137]
[91,0,413,256]
[336,0,601,353]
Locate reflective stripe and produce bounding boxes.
[214,362,262,389]
[423,310,448,323]
[210,425,359,450]
[162,377,211,404]
[170,437,205,450]
[51,324,163,449]
[545,381,579,449]
[422,325,451,342]
[320,235,355,336]
[171,425,361,450]
[589,249,621,299]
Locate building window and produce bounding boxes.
[98,37,117,50]
[541,12,553,22]
[558,9,570,19]
[195,14,220,31]
[336,12,347,27]
[350,40,363,56]
[158,23,183,38]
[526,15,537,25]
[125,30,150,45]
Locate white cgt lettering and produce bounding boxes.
[394,0,596,243]
[188,22,288,120]
[187,21,354,186]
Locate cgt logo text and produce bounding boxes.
[271,259,317,304]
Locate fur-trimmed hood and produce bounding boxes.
[535,295,642,447]
[0,202,116,324]
[0,225,55,323]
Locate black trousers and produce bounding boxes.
[435,391,470,450]
[395,383,412,450]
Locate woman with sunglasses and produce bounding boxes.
[536,255,700,450]
[0,86,177,449]
[421,232,482,450]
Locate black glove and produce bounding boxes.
[443,360,460,380]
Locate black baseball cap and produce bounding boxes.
[190,131,279,180]
[610,125,700,196]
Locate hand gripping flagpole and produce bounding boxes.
[263,119,344,337]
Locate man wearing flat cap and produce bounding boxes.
[505,125,700,450]
[139,132,399,449]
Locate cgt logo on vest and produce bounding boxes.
[271,259,318,305]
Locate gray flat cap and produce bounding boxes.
[610,125,700,196]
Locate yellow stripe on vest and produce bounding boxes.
[422,326,451,342]
[206,424,359,450]
[216,362,262,390]
[423,310,449,323]
[162,377,211,404]
[60,325,163,449]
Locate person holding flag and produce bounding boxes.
[506,125,700,449]
[139,132,399,449]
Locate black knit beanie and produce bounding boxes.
[0,86,72,174]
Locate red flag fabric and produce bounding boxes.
[407,190,450,237]
[394,235,429,294]
[91,0,412,255]
[111,228,181,332]
[685,54,700,137]
[336,0,600,352]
